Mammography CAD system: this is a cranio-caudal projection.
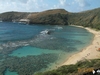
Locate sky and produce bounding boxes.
[0,0,100,13]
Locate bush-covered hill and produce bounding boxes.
[28,9,69,25]
[68,8,100,29]
[0,8,100,29]
[0,11,29,21]
[35,59,100,75]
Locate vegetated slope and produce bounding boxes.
[35,59,100,75]
[28,9,69,25]
[68,8,100,29]
[0,11,30,21]
[27,7,100,28]
[0,8,100,29]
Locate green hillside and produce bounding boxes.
[0,11,29,21]
[28,9,69,25]
[0,8,100,29]
[68,8,100,29]
[35,59,100,75]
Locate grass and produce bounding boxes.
[35,59,100,75]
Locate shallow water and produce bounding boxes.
[9,46,63,57]
[0,22,94,75]
[4,69,18,75]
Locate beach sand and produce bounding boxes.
[61,25,100,66]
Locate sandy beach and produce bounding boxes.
[61,25,100,65]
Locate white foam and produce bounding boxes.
[55,26,63,29]
[40,29,50,34]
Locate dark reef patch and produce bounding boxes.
[0,54,58,75]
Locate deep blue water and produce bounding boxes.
[0,22,94,75]
[0,22,93,45]
[0,22,52,43]
[0,22,93,52]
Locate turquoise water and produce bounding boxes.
[0,22,94,75]
[4,69,18,75]
[9,46,62,57]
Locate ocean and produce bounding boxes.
[0,22,93,75]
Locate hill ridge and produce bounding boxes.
[0,8,100,29]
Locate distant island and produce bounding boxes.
[0,8,100,29]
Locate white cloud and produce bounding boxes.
[75,0,90,7]
[52,0,70,9]
[59,0,66,6]
[0,0,48,13]
[0,0,96,13]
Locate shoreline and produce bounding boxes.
[61,25,100,66]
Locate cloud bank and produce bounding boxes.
[0,0,99,13]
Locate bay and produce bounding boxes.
[0,22,94,75]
